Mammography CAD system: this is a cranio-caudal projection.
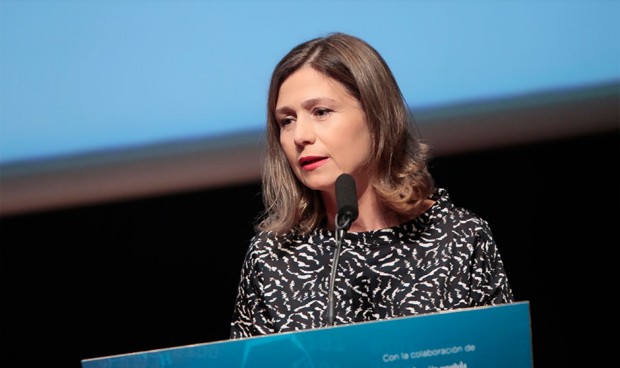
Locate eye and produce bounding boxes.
[278,115,295,128]
[313,107,333,119]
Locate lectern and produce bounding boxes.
[82,301,533,368]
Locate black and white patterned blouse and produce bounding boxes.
[230,188,514,339]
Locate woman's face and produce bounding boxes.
[275,66,372,193]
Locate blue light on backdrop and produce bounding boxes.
[1,0,618,165]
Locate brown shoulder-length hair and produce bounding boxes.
[257,32,434,235]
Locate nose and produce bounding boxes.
[293,116,315,146]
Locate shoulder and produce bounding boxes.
[246,230,283,255]
[242,230,326,275]
[431,188,492,234]
[245,230,306,258]
[238,231,283,273]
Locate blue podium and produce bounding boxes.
[82,301,532,368]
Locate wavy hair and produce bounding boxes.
[257,32,434,235]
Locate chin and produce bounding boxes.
[298,173,336,192]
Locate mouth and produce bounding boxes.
[299,156,328,169]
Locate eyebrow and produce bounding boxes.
[275,97,337,115]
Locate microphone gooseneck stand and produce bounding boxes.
[326,212,352,326]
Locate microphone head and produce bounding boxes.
[336,173,359,227]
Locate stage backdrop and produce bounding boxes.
[1,0,618,216]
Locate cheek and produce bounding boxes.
[347,118,371,143]
[279,133,297,163]
[348,128,373,164]
[353,136,372,161]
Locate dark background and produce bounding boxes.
[1,129,617,367]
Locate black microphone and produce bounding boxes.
[327,173,359,326]
[335,173,359,231]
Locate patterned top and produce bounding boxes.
[230,188,514,338]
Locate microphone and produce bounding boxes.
[335,173,359,231]
[328,173,358,326]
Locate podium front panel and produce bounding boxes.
[82,301,533,368]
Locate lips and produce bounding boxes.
[299,156,328,170]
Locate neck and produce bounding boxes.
[348,194,406,232]
[325,184,406,233]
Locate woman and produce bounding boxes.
[230,32,514,338]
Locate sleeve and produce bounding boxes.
[229,233,274,339]
[469,219,516,306]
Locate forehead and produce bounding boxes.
[277,66,353,105]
